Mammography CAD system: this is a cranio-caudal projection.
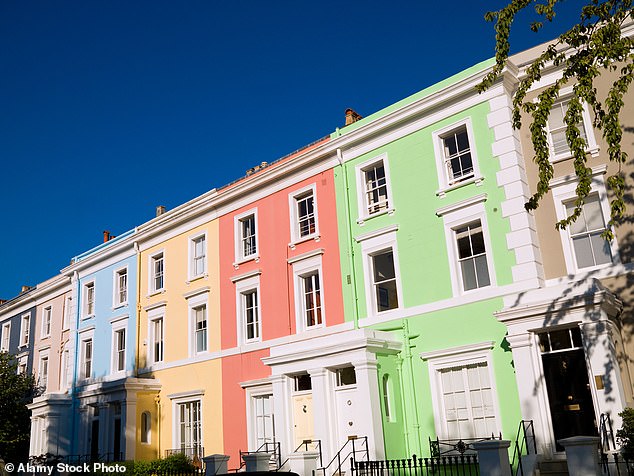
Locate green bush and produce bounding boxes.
[617,408,634,456]
[96,454,197,476]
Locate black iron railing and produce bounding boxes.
[430,433,502,457]
[277,439,323,471]
[600,452,634,475]
[319,436,368,476]
[237,441,282,471]
[351,454,479,476]
[511,420,536,476]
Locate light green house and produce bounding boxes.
[331,59,544,458]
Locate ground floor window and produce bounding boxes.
[177,400,202,453]
[252,394,274,449]
[438,362,497,439]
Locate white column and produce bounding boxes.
[580,319,627,434]
[352,359,385,460]
[124,397,137,460]
[308,368,334,465]
[271,375,290,460]
[505,333,553,456]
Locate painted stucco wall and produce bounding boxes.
[33,288,71,393]
[76,253,137,382]
[334,99,522,458]
[137,219,223,459]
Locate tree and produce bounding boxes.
[477,0,634,239]
[0,352,38,462]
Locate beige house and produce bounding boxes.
[496,22,634,458]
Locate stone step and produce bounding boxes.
[538,459,569,476]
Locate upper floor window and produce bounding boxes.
[20,314,30,347]
[194,305,207,354]
[363,161,389,215]
[81,337,93,380]
[1,322,10,351]
[41,307,52,337]
[301,272,322,328]
[455,221,491,291]
[114,268,128,306]
[432,119,481,196]
[190,235,207,279]
[289,186,318,244]
[564,195,612,269]
[441,126,474,184]
[547,96,599,162]
[83,282,95,317]
[113,327,126,373]
[243,290,260,342]
[151,252,165,293]
[150,316,164,364]
[38,354,49,391]
[371,249,399,312]
[17,355,27,374]
[238,214,257,260]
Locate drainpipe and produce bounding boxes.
[155,394,161,458]
[70,270,80,455]
[402,319,423,455]
[336,148,359,328]
[134,241,141,375]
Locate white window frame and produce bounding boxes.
[358,228,402,318]
[288,184,320,246]
[60,344,71,390]
[438,196,496,296]
[149,251,166,294]
[1,322,10,351]
[244,383,274,451]
[79,329,95,381]
[110,317,128,376]
[234,209,259,264]
[170,392,204,453]
[41,307,52,338]
[422,342,501,441]
[38,351,49,391]
[113,266,128,308]
[62,296,72,330]
[355,155,395,225]
[550,169,619,274]
[432,118,482,196]
[82,281,96,319]
[546,87,599,163]
[292,254,325,332]
[20,313,31,347]
[147,305,166,366]
[187,291,210,356]
[235,275,261,345]
[188,232,208,281]
[17,355,28,374]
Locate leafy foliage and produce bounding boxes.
[97,454,198,476]
[477,0,634,239]
[0,352,38,462]
[617,407,634,456]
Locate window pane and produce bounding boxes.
[376,280,399,312]
[572,235,595,269]
[461,259,477,291]
[373,252,396,281]
[590,233,612,265]
[474,255,491,287]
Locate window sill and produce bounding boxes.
[112,303,128,311]
[436,176,484,198]
[233,255,260,269]
[550,146,600,164]
[357,208,395,226]
[82,314,95,320]
[289,234,321,250]
[147,289,166,298]
[186,274,208,284]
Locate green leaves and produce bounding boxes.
[478,0,634,238]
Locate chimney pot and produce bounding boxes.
[156,205,166,217]
[345,108,362,126]
[103,230,111,243]
[20,285,31,293]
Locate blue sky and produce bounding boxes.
[0,1,582,299]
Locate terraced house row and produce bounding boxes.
[2,28,634,472]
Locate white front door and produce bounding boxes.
[292,393,314,449]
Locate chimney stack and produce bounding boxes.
[20,285,32,293]
[345,108,362,126]
[156,205,166,217]
[103,230,111,243]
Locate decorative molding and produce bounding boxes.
[435,194,488,217]
[230,269,262,283]
[354,225,399,243]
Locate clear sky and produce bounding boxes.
[0,1,582,300]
